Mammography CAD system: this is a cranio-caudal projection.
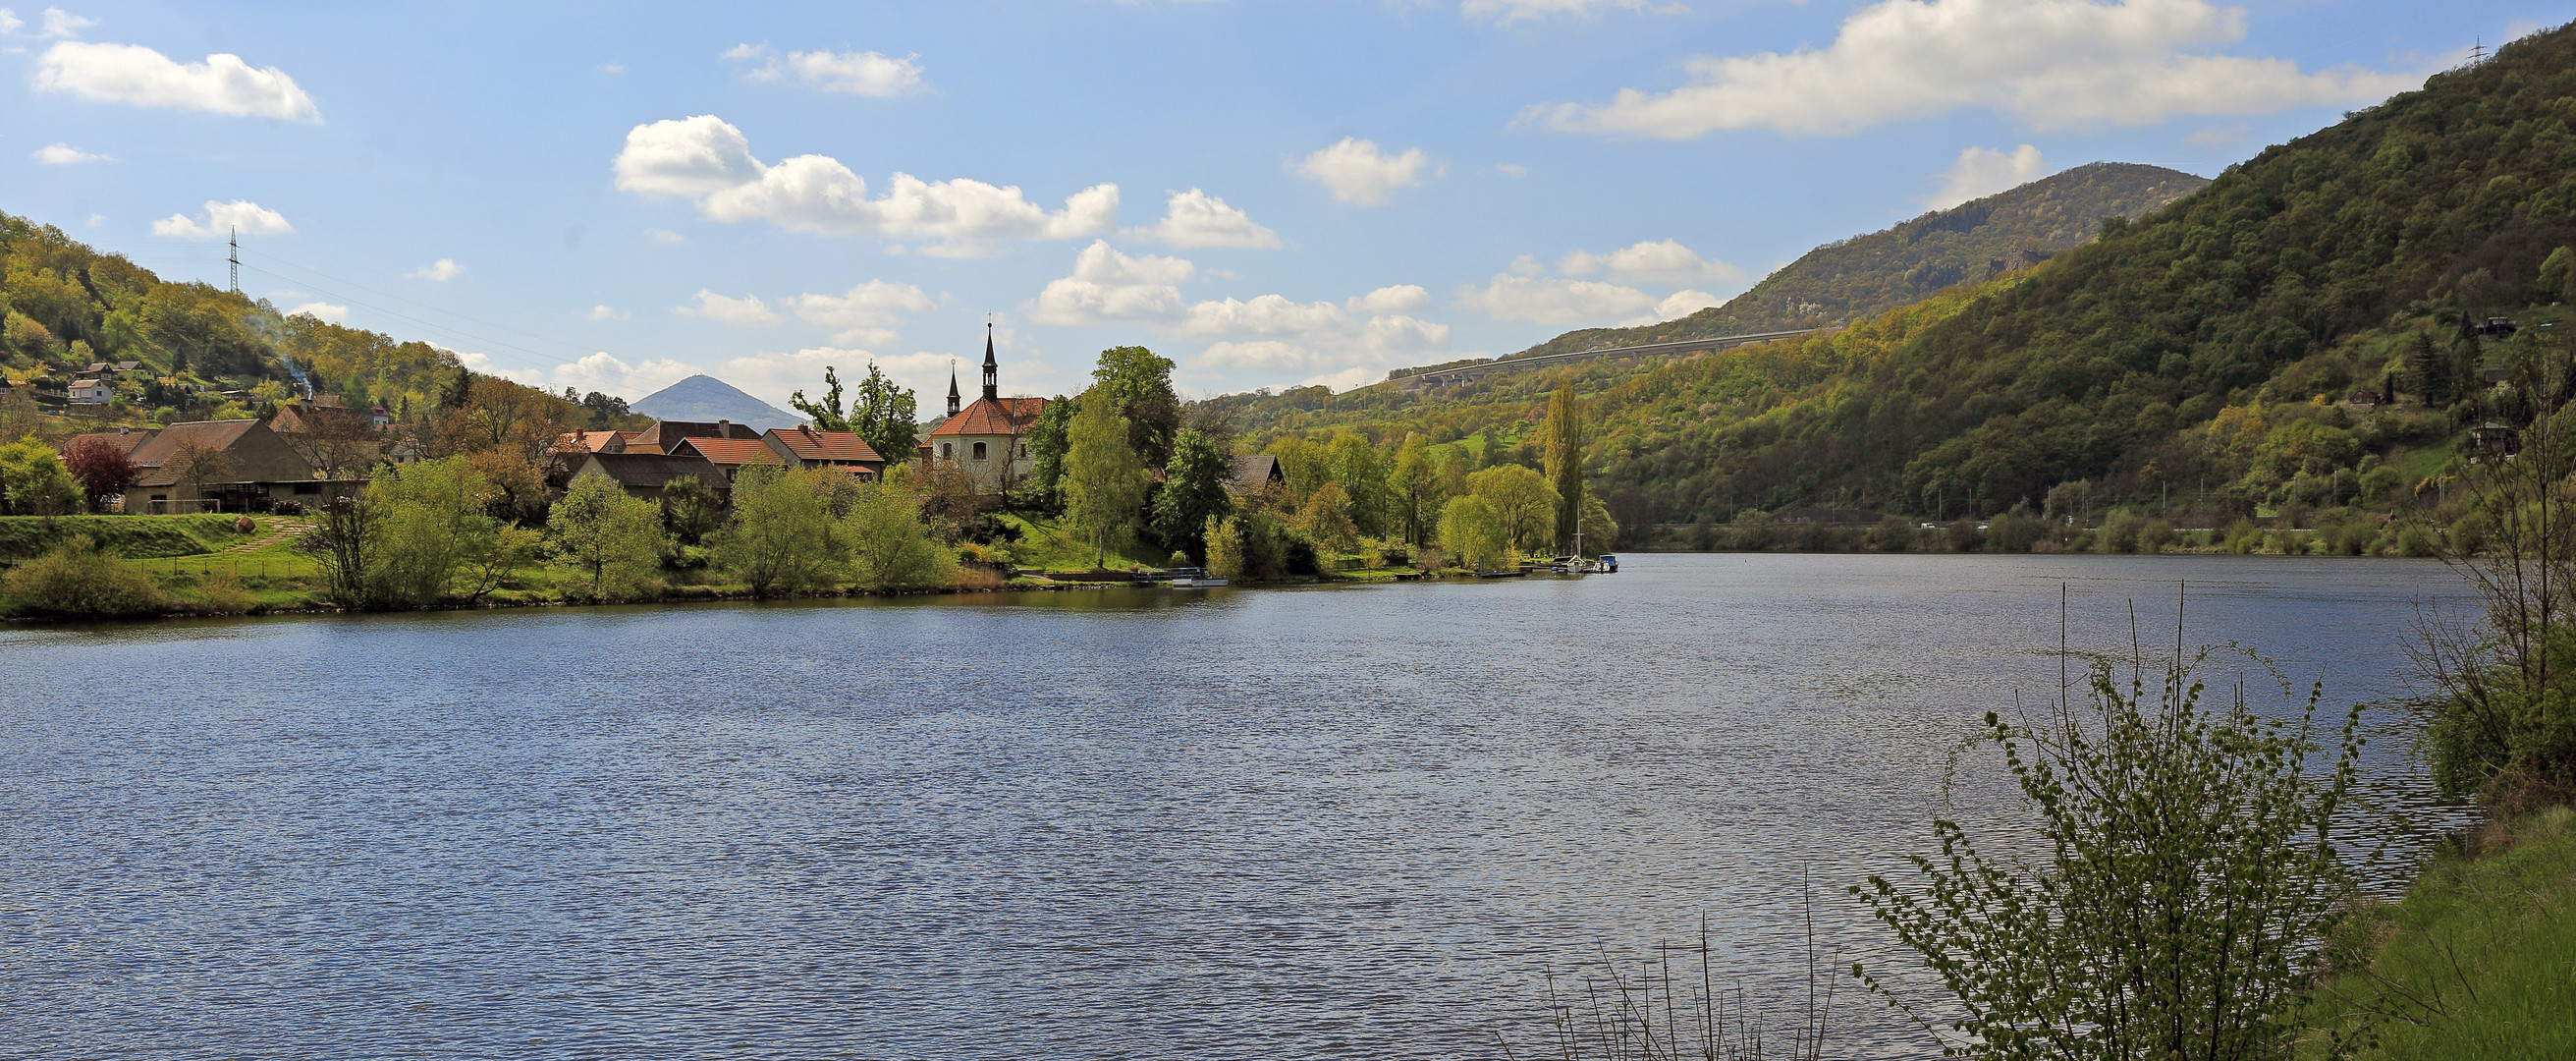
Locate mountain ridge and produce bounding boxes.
[631,374,801,431]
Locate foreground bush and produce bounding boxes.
[3,534,163,617]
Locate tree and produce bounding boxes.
[1388,432,1444,545]
[1543,379,1584,553]
[715,466,847,598]
[1092,346,1181,467]
[1021,393,1080,509]
[61,435,138,514]
[1469,464,1559,554]
[847,480,955,589]
[1298,481,1361,555]
[1576,489,1619,553]
[1152,427,1233,562]
[1204,515,1246,580]
[2409,329,2452,407]
[795,363,919,464]
[1325,431,1393,537]
[1437,495,1509,571]
[168,441,236,505]
[1063,386,1148,568]
[365,457,506,606]
[549,474,665,600]
[661,475,724,545]
[0,434,80,516]
[277,411,379,480]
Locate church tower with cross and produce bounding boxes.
[923,323,1049,492]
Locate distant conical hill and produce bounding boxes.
[1507,161,2210,360]
[631,374,800,430]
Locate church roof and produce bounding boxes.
[928,395,1046,438]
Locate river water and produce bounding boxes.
[0,554,2479,1059]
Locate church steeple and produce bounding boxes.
[946,361,960,417]
[981,323,999,402]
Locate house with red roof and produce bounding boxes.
[667,435,786,484]
[762,425,885,479]
[923,327,1046,492]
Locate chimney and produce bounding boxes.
[718,419,732,437]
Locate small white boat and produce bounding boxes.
[1171,577,1228,587]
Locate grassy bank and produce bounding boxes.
[0,514,263,561]
[2305,806,2576,1059]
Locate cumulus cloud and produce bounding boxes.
[1129,188,1281,249]
[1924,143,2049,209]
[35,6,94,37]
[1495,163,1528,179]
[151,199,291,240]
[1532,0,2431,138]
[1029,240,1197,326]
[34,40,319,121]
[1346,284,1431,314]
[1655,289,1721,320]
[587,305,629,321]
[725,43,927,96]
[788,279,935,345]
[1295,137,1436,205]
[1453,274,1661,325]
[679,290,782,327]
[287,302,347,323]
[1557,239,1745,284]
[409,257,464,282]
[31,141,106,164]
[0,9,18,34]
[1462,0,1684,24]
[613,115,1117,253]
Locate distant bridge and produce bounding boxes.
[1384,327,1825,389]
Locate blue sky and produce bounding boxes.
[4,0,2561,410]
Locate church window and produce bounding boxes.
[972,441,988,461]
[940,442,953,459]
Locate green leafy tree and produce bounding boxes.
[1468,464,1559,554]
[1855,646,2368,1061]
[1091,346,1181,467]
[2537,246,2576,303]
[1298,481,1360,556]
[793,363,918,465]
[1021,394,1080,509]
[1152,427,1233,562]
[1062,386,1148,568]
[1576,489,1619,552]
[1325,431,1393,537]
[660,475,725,546]
[0,433,80,516]
[715,466,848,598]
[847,480,955,589]
[1204,515,1246,579]
[2407,330,2452,407]
[1388,432,1444,545]
[1543,380,1584,553]
[366,457,505,606]
[549,474,665,600]
[1437,495,1509,571]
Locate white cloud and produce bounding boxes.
[0,10,19,34]
[613,115,1117,252]
[1924,144,2049,209]
[1028,240,1196,326]
[1655,289,1721,320]
[726,43,926,96]
[1495,163,1528,179]
[408,257,464,282]
[36,6,92,37]
[1462,0,1685,25]
[31,141,106,164]
[1129,188,1281,249]
[1533,0,2432,138]
[1557,239,1745,284]
[679,290,782,327]
[788,279,935,345]
[33,40,319,121]
[587,305,629,321]
[643,228,687,245]
[150,199,291,240]
[1453,273,1660,325]
[1347,284,1431,314]
[1295,137,1436,205]
[287,302,347,323]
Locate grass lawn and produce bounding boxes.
[993,513,1174,572]
[0,513,263,561]
[2303,806,2576,1059]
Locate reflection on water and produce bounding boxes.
[0,554,2476,1059]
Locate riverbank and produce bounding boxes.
[2304,805,2576,1059]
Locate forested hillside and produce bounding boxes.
[1209,22,2576,541]
[1498,162,2209,362]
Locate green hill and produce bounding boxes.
[1208,22,2576,543]
[1498,161,2210,362]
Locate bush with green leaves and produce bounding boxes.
[3,533,162,617]
[846,480,953,590]
[549,474,666,601]
[714,466,847,598]
[1855,638,2368,1061]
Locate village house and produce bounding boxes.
[77,419,360,514]
[628,419,760,454]
[763,425,885,478]
[1230,455,1285,492]
[67,377,113,405]
[668,435,785,484]
[923,328,1046,492]
[567,451,731,503]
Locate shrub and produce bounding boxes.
[3,534,162,617]
[197,571,253,614]
[2396,521,2443,557]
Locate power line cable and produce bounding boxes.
[237,247,617,356]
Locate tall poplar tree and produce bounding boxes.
[1063,386,1147,569]
[1542,379,1583,554]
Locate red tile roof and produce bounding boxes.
[554,430,628,454]
[764,425,883,464]
[927,396,1046,438]
[671,436,785,468]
